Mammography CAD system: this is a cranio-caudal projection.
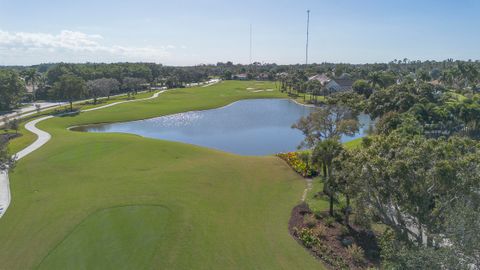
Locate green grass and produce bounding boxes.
[290,93,326,106]
[344,137,363,149]
[0,81,322,269]
[4,124,37,154]
[38,206,171,269]
[6,91,159,154]
[305,179,330,212]
[305,179,346,213]
[305,177,387,235]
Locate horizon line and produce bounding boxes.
[2,58,480,68]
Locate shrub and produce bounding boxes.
[312,225,326,239]
[340,225,350,236]
[312,242,349,269]
[303,214,317,228]
[314,211,324,219]
[276,152,315,177]
[297,228,319,248]
[378,228,397,262]
[353,204,372,229]
[334,212,344,223]
[324,216,335,227]
[346,243,365,265]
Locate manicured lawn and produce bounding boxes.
[291,93,326,105]
[344,137,363,149]
[0,81,322,269]
[4,124,36,154]
[7,90,159,154]
[305,179,330,212]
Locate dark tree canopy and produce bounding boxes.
[51,74,87,110]
[0,70,25,111]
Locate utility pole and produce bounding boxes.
[305,10,310,65]
[249,24,252,65]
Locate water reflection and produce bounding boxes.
[75,99,373,155]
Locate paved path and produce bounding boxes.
[301,179,313,202]
[0,90,158,128]
[0,78,222,218]
[0,79,221,128]
[3,102,66,118]
[0,90,166,218]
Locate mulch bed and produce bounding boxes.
[0,133,21,142]
[289,203,381,270]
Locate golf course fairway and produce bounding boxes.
[0,81,322,269]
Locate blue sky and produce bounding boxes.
[0,0,479,65]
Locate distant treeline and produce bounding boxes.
[1,59,479,111]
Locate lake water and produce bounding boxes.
[76,99,373,155]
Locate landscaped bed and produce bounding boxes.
[289,203,380,270]
[278,149,381,269]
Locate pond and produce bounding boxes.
[75,99,373,156]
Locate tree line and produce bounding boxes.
[290,61,480,268]
[2,59,480,112]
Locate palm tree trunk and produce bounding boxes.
[327,165,334,216]
[345,195,351,225]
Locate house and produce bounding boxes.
[25,83,35,93]
[233,73,248,80]
[309,73,353,94]
[256,73,270,80]
[308,74,331,85]
[325,78,354,93]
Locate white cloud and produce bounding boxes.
[0,29,173,64]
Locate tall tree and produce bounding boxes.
[306,79,322,103]
[344,134,480,246]
[22,68,40,98]
[123,77,147,96]
[293,105,358,148]
[332,149,361,225]
[86,78,120,104]
[311,139,343,216]
[51,74,87,111]
[0,70,25,111]
[294,105,358,216]
[352,79,373,98]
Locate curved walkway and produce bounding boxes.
[0,90,166,218]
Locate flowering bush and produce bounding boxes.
[277,152,316,177]
[295,227,319,248]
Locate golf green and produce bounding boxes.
[0,81,322,269]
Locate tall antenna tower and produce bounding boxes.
[305,10,310,65]
[249,24,252,65]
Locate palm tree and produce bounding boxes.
[23,68,40,100]
[311,139,343,216]
[306,80,321,104]
[417,70,431,83]
[440,70,454,87]
[368,71,382,88]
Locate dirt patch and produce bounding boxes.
[289,203,380,270]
